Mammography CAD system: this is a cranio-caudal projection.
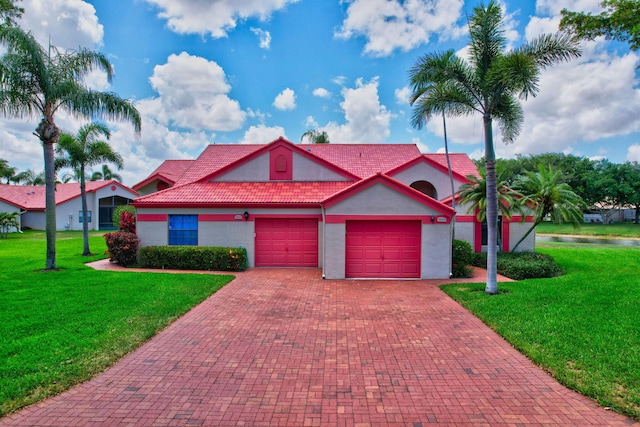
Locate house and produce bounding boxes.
[0,180,139,232]
[132,160,194,196]
[133,137,535,279]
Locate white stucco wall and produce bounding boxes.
[214,154,270,181]
[507,222,536,252]
[323,223,346,279]
[421,223,452,279]
[391,162,464,200]
[292,153,349,181]
[326,183,435,215]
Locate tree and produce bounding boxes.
[0,27,141,270]
[585,159,620,223]
[0,211,18,237]
[90,164,122,182]
[0,158,15,183]
[511,165,585,251]
[408,1,580,294]
[301,129,330,144]
[11,169,44,185]
[0,0,23,27]
[458,164,524,222]
[617,161,640,223]
[560,0,640,51]
[56,123,123,255]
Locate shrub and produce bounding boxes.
[104,232,139,266]
[138,246,248,272]
[112,205,135,230]
[471,251,563,280]
[452,239,474,278]
[118,210,136,234]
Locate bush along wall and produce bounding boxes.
[472,251,563,280]
[452,239,474,278]
[104,231,139,266]
[138,246,248,272]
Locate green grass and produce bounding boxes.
[0,231,233,417]
[441,244,640,420]
[537,222,640,238]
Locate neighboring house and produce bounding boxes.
[0,180,139,231]
[132,160,194,196]
[133,137,535,279]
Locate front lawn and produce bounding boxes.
[0,231,233,417]
[536,222,640,238]
[441,244,640,420]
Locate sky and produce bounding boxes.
[1,0,639,187]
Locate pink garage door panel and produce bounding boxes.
[255,218,318,267]
[346,220,421,278]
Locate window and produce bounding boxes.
[481,217,502,248]
[79,211,92,223]
[169,215,198,245]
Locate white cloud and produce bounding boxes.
[428,46,640,160]
[626,145,640,162]
[394,86,411,105]
[19,0,104,49]
[149,52,246,131]
[335,0,466,57]
[273,88,296,111]
[239,125,286,144]
[322,77,393,143]
[250,27,271,49]
[144,0,298,38]
[313,88,330,98]
[536,0,602,16]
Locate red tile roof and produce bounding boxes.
[132,160,193,190]
[174,145,261,185]
[0,181,136,210]
[422,153,480,180]
[134,181,353,206]
[299,144,421,178]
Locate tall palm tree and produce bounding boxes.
[0,27,141,270]
[56,123,123,255]
[511,165,585,251]
[301,129,330,144]
[90,164,122,182]
[408,1,580,294]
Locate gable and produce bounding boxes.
[205,137,356,183]
[323,174,455,217]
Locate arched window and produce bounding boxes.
[410,180,437,199]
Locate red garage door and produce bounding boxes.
[255,218,318,267]
[346,220,421,278]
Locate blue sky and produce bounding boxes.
[1,0,639,186]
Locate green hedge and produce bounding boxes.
[452,239,474,278]
[138,246,248,271]
[472,251,563,280]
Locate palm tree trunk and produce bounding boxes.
[43,140,57,270]
[483,114,498,295]
[80,166,91,256]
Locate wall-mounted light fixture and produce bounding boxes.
[430,214,435,223]
[244,211,249,221]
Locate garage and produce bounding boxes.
[345,220,421,278]
[255,218,318,267]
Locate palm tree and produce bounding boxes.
[0,27,141,270]
[56,123,123,255]
[511,165,585,251]
[301,129,330,144]
[408,1,580,294]
[90,164,122,182]
[458,164,524,221]
[11,169,45,185]
[0,158,15,183]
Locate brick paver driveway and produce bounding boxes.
[2,268,637,426]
